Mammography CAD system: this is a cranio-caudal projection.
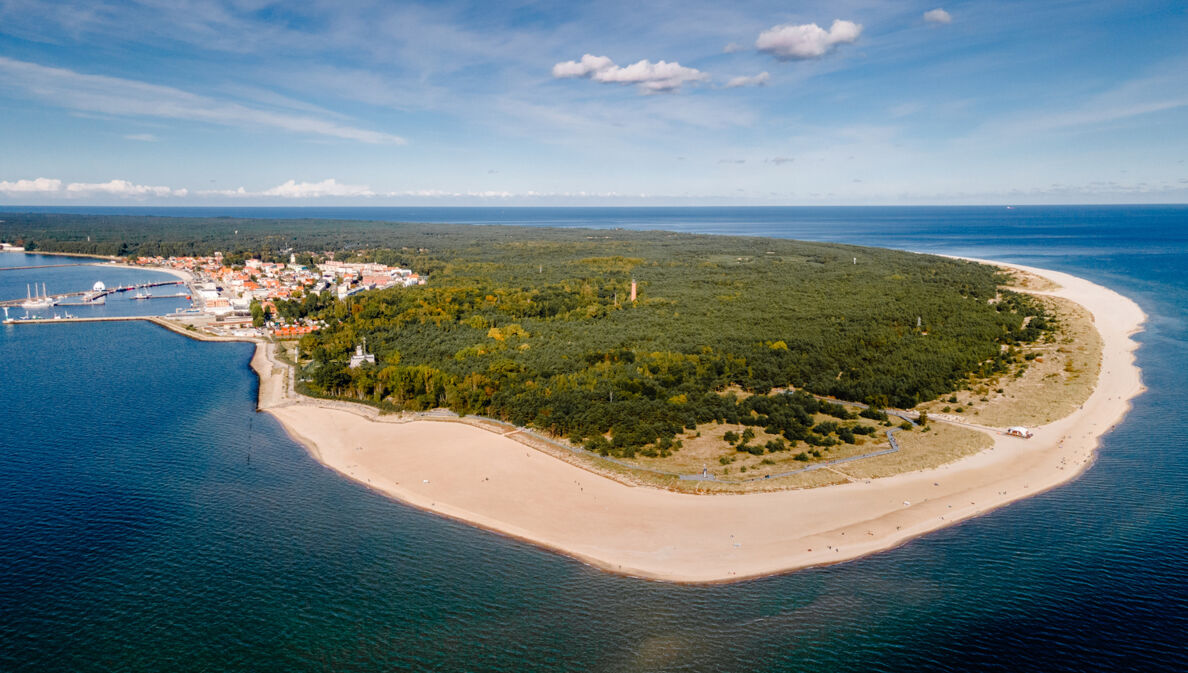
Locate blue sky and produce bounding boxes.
[0,0,1185,205]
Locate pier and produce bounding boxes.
[3,315,158,324]
[0,280,188,307]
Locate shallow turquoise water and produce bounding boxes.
[1,207,1185,671]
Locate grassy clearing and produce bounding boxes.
[509,425,850,493]
[841,423,993,479]
[1003,267,1062,293]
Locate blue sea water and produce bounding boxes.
[0,252,191,319]
[1,206,1186,672]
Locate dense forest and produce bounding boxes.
[0,212,1051,456]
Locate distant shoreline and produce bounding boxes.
[218,259,1144,583]
[98,261,193,283]
[3,249,119,261]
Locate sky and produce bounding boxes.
[0,0,1186,206]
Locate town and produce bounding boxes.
[130,252,425,338]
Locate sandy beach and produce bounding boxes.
[97,261,194,283]
[254,260,1145,583]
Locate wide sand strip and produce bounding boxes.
[258,260,1145,583]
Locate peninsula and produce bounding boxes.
[241,258,1143,582]
[1,214,1144,582]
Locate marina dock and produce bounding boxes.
[0,280,188,307]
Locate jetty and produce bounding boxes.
[2,315,153,324]
[0,280,187,307]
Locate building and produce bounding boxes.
[204,297,233,314]
[349,339,376,368]
[271,325,320,338]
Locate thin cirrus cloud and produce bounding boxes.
[924,9,953,24]
[755,19,862,60]
[552,54,709,93]
[0,57,405,145]
[724,72,770,88]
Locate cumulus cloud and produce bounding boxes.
[0,176,188,198]
[722,42,744,54]
[196,186,249,197]
[261,178,374,198]
[725,72,770,88]
[196,179,376,198]
[924,8,952,24]
[388,189,629,199]
[551,54,615,78]
[755,19,862,60]
[66,180,186,197]
[0,177,62,193]
[0,57,405,145]
[552,54,708,93]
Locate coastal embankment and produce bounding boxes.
[244,260,1144,583]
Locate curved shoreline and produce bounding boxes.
[245,259,1145,584]
[96,261,193,283]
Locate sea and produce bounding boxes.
[1,206,1185,672]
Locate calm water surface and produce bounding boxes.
[0,252,190,319]
[1,207,1185,671]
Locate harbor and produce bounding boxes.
[0,279,189,309]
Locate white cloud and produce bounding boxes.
[0,177,62,193]
[722,42,744,54]
[0,57,405,145]
[552,54,708,93]
[384,189,515,198]
[725,72,770,88]
[261,179,374,198]
[66,180,186,197]
[124,133,159,142]
[755,19,862,60]
[196,186,250,197]
[924,9,952,24]
[197,180,374,198]
[551,54,615,78]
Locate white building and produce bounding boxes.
[348,340,376,368]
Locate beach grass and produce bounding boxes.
[1003,267,1062,293]
[840,423,993,480]
[919,295,1101,428]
